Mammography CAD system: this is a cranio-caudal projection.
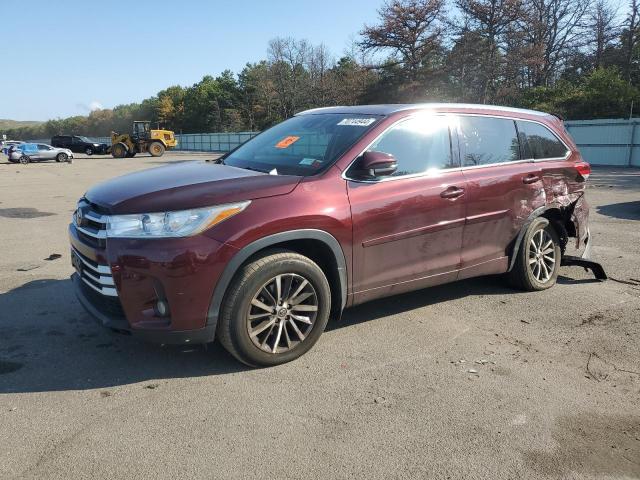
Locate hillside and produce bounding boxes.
[0,119,43,131]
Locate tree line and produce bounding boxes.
[7,0,640,140]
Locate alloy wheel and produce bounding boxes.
[246,273,318,354]
[528,228,556,283]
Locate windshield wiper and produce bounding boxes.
[241,166,270,174]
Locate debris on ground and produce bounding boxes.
[44,254,61,261]
[16,265,40,272]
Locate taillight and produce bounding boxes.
[575,161,591,180]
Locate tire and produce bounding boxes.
[148,141,165,157]
[217,250,331,367]
[111,143,127,158]
[19,155,29,164]
[56,153,68,162]
[85,147,93,156]
[506,217,561,291]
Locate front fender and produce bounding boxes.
[206,229,348,329]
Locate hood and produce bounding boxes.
[85,161,302,214]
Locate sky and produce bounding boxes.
[1,0,383,121]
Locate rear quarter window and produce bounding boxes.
[516,121,569,159]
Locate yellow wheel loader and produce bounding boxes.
[110,121,177,158]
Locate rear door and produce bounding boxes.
[59,136,71,148]
[347,114,467,304]
[456,115,545,278]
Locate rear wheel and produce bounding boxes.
[111,143,127,158]
[506,217,561,291]
[19,155,29,164]
[217,251,331,367]
[148,141,165,157]
[56,153,68,162]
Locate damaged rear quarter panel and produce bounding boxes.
[541,161,589,248]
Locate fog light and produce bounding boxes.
[154,300,169,317]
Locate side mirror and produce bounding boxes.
[357,151,397,178]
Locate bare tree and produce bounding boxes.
[307,43,334,105]
[455,0,523,101]
[359,0,446,85]
[267,37,313,117]
[623,0,640,81]
[588,0,620,68]
[518,0,592,87]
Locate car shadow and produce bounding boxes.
[330,276,514,331]
[557,275,602,285]
[0,277,514,394]
[0,275,517,394]
[0,278,247,394]
[596,201,640,221]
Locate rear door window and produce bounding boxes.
[458,116,520,166]
[516,121,569,159]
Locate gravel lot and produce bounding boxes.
[0,153,639,479]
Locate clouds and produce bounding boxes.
[76,100,104,113]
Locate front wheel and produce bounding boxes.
[111,143,127,158]
[56,153,68,162]
[19,155,29,164]
[506,217,561,291]
[85,147,93,155]
[148,141,165,157]
[217,251,331,367]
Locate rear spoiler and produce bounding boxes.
[550,112,565,122]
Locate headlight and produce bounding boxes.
[105,201,250,238]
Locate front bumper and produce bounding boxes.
[72,273,216,343]
[69,222,238,344]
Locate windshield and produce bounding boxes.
[78,136,93,143]
[223,113,383,176]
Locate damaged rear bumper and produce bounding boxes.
[561,228,607,280]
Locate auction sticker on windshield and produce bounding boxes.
[275,136,300,149]
[337,118,376,127]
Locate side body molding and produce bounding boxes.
[207,229,348,328]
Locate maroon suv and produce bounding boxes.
[70,104,594,366]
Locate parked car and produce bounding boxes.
[70,103,595,367]
[1,140,23,155]
[51,135,108,155]
[10,143,73,164]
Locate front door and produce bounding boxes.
[455,115,546,278]
[37,144,55,161]
[347,114,467,305]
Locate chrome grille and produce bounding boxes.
[73,200,107,240]
[71,246,117,297]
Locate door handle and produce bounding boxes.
[523,174,540,184]
[440,186,465,199]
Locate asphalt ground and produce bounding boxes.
[0,153,639,479]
